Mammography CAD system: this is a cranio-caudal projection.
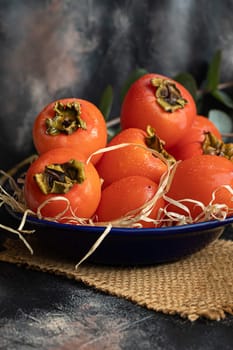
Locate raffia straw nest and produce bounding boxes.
[0,144,232,267]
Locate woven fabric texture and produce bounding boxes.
[0,238,233,321]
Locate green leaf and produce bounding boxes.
[173,72,197,100]
[196,94,204,115]
[208,109,233,136]
[120,68,148,103]
[211,89,233,109]
[206,50,222,92]
[98,85,113,120]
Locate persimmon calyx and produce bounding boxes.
[151,78,188,112]
[46,101,87,135]
[145,125,176,164]
[202,132,233,160]
[34,159,86,195]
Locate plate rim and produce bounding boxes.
[6,204,233,237]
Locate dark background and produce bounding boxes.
[1,1,233,349]
[1,0,233,169]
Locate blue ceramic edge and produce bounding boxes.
[8,206,233,236]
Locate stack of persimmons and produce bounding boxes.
[24,73,233,227]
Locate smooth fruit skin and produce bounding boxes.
[33,98,107,164]
[166,154,233,220]
[168,115,222,160]
[24,147,101,221]
[95,127,167,188]
[120,73,197,149]
[95,175,165,227]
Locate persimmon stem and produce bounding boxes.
[106,117,120,128]
[197,80,233,95]
[218,81,233,90]
[221,133,233,137]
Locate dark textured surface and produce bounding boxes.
[0,258,233,350]
[1,1,233,348]
[0,208,233,349]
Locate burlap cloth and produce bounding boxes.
[0,236,233,322]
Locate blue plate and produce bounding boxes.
[6,206,233,266]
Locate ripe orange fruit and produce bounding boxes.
[95,175,165,227]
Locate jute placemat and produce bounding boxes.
[0,237,233,321]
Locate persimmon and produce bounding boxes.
[24,147,101,222]
[166,154,233,221]
[95,175,165,227]
[33,98,107,164]
[120,73,197,149]
[168,115,222,160]
[95,127,170,188]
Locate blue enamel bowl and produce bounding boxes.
[6,207,233,266]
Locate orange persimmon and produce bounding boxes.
[95,127,168,188]
[95,175,165,227]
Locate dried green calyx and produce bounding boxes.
[46,101,87,135]
[145,125,176,164]
[34,159,86,195]
[202,132,233,160]
[151,78,188,112]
